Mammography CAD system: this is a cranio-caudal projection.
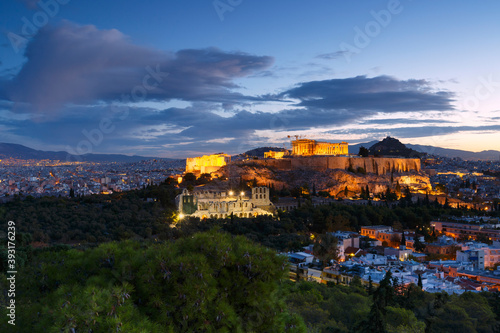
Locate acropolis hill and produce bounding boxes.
[218,156,429,196]
[186,138,430,196]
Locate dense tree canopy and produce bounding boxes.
[0,230,306,332]
[284,279,500,333]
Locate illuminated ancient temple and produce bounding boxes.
[291,139,348,156]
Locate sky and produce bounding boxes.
[0,0,499,158]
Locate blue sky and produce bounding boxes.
[1,0,499,158]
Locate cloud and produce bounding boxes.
[0,30,464,157]
[316,51,352,60]
[2,100,496,157]
[2,22,273,112]
[278,75,454,113]
[1,71,462,157]
[327,124,500,139]
[361,118,456,125]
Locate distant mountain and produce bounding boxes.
[368,137,425,158]
[348,141,378,155]
[405,144,500,161]
[0,142,165,163]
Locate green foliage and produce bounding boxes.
[317,190,330,198]
[413,234,426,252]
[182,172,197,182]
[358,146,369,157]
[429,303,476,333]
[385,306,425,333]
[283,281,370,332]
[283,279,500,333]
[177,214,310,252]
[1,230,304,332]
[356,167,367,174]
[0,181,179,245]
[312,234,339,267]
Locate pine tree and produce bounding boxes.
[424,192,430,205]
[251,177,257,187]
[365,302,385,333]
[404,186,412,202]
[417,274,423,289]
[395,180,401,195]
[413,234,425,252]
[368,275,374,295]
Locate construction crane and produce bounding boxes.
[287,135,303,141]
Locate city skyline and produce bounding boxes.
[1,1,500,158]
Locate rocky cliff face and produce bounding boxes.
[230,156,421,174]
[217,162,431,196]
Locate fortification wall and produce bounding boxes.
[232,159,292,170]
[231,156,420,174]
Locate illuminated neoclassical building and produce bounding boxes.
[186,153,231,174]
[291,139,348,156]
[176,187,274,219]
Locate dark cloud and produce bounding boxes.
[3,99,496,157]
[1,73,461,156]
[1,101,361,156]
[279,75,454,113]
[2,22,273,112]
[145,106,359,142]
[0,27,465,157]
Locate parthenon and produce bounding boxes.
[291,139,348,156]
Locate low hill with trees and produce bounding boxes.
[369,136,425,158]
